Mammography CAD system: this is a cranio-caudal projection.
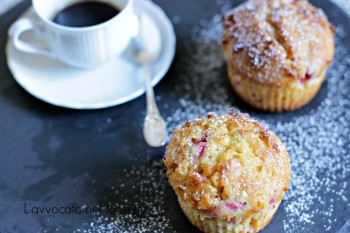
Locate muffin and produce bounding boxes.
[222,0,335,112]
[164,110,291,233]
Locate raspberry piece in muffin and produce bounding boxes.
[192,133,209,158]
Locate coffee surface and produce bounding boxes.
[53,2,120,27]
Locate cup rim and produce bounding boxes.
[32,0,134,31]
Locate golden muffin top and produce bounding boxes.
[222,0,335,86]
[164,110,291,220]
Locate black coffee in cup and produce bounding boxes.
[53,2,120,27]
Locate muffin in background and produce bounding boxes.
[164,110,292,233]
[222,0,335,112]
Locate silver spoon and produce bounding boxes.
[130,14,167,147]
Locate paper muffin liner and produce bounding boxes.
[227,65,327,112]
[178,197,279,233]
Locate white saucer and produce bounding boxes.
[6,0,176,109]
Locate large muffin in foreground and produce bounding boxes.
[164,111,292,233]
[222,0,335,112]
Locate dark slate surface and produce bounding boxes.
[0,0,349,232]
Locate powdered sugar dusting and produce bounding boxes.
[166,0,350,232]
[74,160,172,233]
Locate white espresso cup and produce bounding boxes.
[9,0,136,68]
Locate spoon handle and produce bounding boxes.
[144,64,160,115]
[143,63,167,147]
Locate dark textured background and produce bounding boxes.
[0,0,349,232]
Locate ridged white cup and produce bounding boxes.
[9,0,135,68]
